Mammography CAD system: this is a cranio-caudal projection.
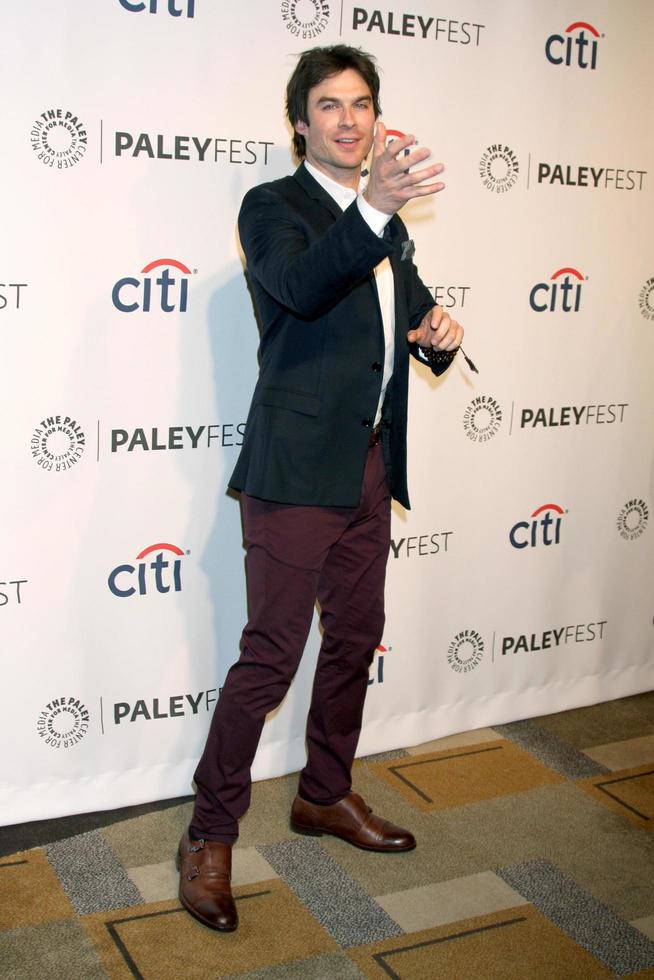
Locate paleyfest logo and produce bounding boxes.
[281,0,329,39]
[30,109,87,169]
[479,144,519,193]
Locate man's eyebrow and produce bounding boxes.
[315,94,372,104]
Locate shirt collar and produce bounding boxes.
[304,161,363,212]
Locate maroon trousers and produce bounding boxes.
[190,442,390,843]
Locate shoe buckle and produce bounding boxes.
[189,839,205,853]
[187,865,200,881]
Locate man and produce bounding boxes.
[178,45,464,932]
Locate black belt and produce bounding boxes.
[368,423,382,448]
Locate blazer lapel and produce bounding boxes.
[293,163,342,221]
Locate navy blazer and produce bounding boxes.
[229,163,451,509]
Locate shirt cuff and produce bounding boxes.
[357,194,392,237]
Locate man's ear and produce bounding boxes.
[295,119,309,135]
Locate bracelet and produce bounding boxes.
[418,346,459,365]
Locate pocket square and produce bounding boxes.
[401,239,415,261]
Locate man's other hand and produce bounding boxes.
[407,305,464,350]
[363,121,445,215]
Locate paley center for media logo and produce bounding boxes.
[447,629,484,673]
[617,499,649,541]
[509,503,566,550]
[479,144,519,193]
[112,258,194,313]
[108,542,188,597]
[31,415,85,472]
[30,109,87,169]
[545,21,601,70]
[281,0,329,39]
[529,266,587,313]
[463,395,503,442]
[119,0,195,15]
[37,696,90,749]
[351,8,484,44]
[639,277,654,321]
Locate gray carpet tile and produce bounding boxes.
[362,748,410,763]
[258,838,403,948]
[493,719,610,778]
[497,858,654,976]
[0,919,110,980]
[223,952,366,979]
[44,830,143,915]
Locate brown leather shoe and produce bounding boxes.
[290,792,416,852]
[177,830,238,931]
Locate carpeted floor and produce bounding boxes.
[2,692,654,979]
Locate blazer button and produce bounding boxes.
[361,418,373,428]
[371,362,383,372]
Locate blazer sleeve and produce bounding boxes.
[394,216,457,378]
[238,185,392,320]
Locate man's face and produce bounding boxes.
[295,68,376,187]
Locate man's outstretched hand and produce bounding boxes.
[407,305,464,351]
[363,121,445,215]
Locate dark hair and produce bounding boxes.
[286,44,382,159]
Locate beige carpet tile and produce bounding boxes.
[582,735,654,771]
[405,727,502,755]
[82,881,337,979]
[0,848,74,929]
[370,740,565,812]
[375,870,528,932]
[223,952,367,979]
[0,918,109,980]
[101,800,193,868]
[633,916,654,941]
[319,783,654,920]
[127,847,279,903]
[577,764,654,832]
[347,905,613,979]
[534,692,654,749]
[126,859,178,904]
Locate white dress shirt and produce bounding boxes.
[305,162,394,426]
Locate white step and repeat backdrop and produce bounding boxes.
[1,0,652,824]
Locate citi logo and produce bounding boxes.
[545,21,601,70]
[509,504,566,550]
[529,267,586,313]
[112,258,193,313]
[368,644,389,686]
[119,0,195,15]
[108,543,187,597]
